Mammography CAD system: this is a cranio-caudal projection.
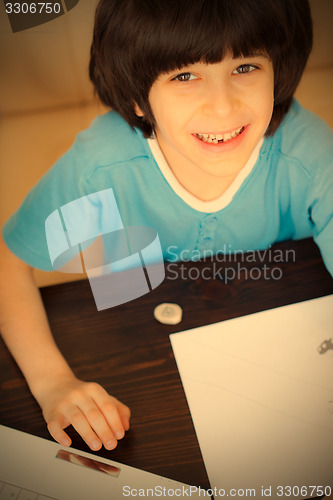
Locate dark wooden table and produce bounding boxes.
[0,238,332,491]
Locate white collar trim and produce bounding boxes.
[148,136,263,213]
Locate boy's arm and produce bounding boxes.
[0,234,130,451]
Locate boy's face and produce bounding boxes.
[137,54,274,190]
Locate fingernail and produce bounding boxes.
[106,439,117,450]
[115,430,124,440]
[91,440,101,450]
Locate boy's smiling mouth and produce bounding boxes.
[194,125,245,144]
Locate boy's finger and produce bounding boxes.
[117,400,131,419]
[88,385,129,439]
[97,401,126,440]
[117,407,130,431]
[121,415,130,431]
[67,407,104,451]
[116,401,131,430]
[47,418,72,447]
[78,400,119,449]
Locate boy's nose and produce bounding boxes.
[202,80,239,117]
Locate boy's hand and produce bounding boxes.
[37,375,130,451]
[0,237,130,452]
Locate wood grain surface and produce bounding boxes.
[0,237,332,491]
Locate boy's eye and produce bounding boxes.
[172,72,197,82]
[233,64,259,75]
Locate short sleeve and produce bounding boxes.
[2,139,124,271]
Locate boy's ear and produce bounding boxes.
[134,103,144,117]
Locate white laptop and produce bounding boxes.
[0,425,207,500]
[170,295,333,500]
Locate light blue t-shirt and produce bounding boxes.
[2,99,333,276]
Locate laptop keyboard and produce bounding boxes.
[0,481,58,500]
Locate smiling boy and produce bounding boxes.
[0,0,332,452]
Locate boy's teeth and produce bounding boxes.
[196,126,244,143]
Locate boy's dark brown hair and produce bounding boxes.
[89,0,312,138]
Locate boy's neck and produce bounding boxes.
[171,169,238,202]
[150,135,263,202]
